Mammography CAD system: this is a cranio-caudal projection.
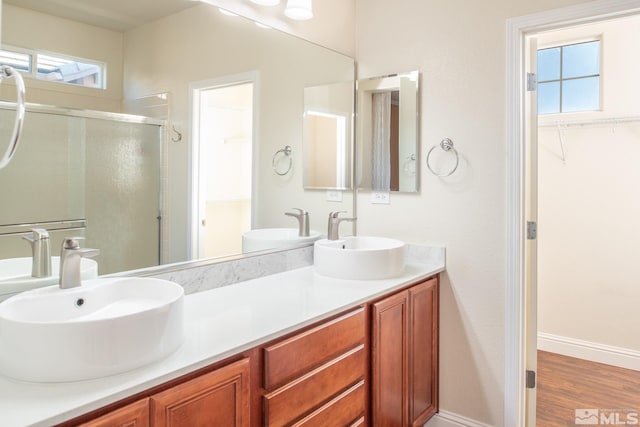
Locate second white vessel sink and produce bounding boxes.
[0,257,98,297]
[314,236,406,280]
[0,277,184,382]
[242,228,322,253]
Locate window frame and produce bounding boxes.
[0,44,107,90]
[537,38,602,114]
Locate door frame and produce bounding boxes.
[504,1,640,425]
[188,71,260,260]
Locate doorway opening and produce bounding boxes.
[191,75,256,259]
[528,13,640,426]
[505,2,640,426]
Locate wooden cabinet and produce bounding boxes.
[151,358,250,427]
[263,308,366,426]
[63,275,438,427]
[79,399,149,427]
[76,359,250,427]
[372,277,439,426]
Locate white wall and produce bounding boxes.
[354,0,593,425]
[537,15,640,351]
[123,3,354,263]
[198,0,355,57]
[0,4,123,112]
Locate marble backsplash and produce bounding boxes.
[146,243,444,295]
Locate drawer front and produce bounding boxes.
[292,380,365,427]
[264,345,365,427]
[264,308,365,390]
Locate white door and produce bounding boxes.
[524,35,539,427]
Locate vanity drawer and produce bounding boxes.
[263,308,365,390]
[264,345,365,427]
[292,380,365,427]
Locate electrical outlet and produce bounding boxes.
[371,192,390,204]
[326,190,343,202]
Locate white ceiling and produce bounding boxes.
[4,0,198,32]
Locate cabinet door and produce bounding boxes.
[151,358,250,427]
[371,277,439,427]
[371,290,409,426]
[408,278,439,426]
[79,399,149,427]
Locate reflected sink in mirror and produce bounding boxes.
[0,277,184,382]
[314,236,406,280]
[0,256,98,297]
[242,228,322,253]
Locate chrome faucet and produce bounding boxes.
[285,208,310,237]
[327,211,357,240]
[22,228,52,278]
[59,238,99,289]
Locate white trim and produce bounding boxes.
[429,410,495,427]
[505,1,640,426]
[538,333,640,372]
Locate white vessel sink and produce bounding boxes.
[0,277,184,382]
[0,257,98,296]
[314,236,406,280]
[242,228,322,253]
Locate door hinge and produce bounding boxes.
[527,221,537,240]
[526,370,536,388]
[526,72,537,91]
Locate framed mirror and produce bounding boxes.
[303,82,353,190]
[356,70,419,193]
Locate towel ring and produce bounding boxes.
[272,145,292,176]
[0,66,26,170]
[426,138,459,177]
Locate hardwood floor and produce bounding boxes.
[537,350,640,426]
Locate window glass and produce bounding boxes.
[538,82,560,114]
[37,54,103,89]
[0,49,31,73]
[537,40,600,114]
[562,76,600,112]
[562,41,600,79]
[0,46,105,90]
[538,47,560,81]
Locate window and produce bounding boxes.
[537,40,600,114]
[0,46,106,90]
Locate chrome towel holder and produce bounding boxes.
[0,65,26,170]
[426,138,459,177]
[272,145,293,176]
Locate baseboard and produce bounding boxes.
[538,332,640,371]
[424,410,494,427]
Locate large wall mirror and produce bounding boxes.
[0,0,355,281]
[357,71,419,193]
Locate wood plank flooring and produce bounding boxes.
[537,350,640,426]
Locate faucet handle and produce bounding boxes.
[286,208,307,217]
[329,211,347,219]
[61,237,85,250]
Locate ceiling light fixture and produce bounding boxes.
[284,0,313,20]
[250,0,281,5]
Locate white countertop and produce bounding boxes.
[0,262,444,427]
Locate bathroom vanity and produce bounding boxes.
[0,249,443,427]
